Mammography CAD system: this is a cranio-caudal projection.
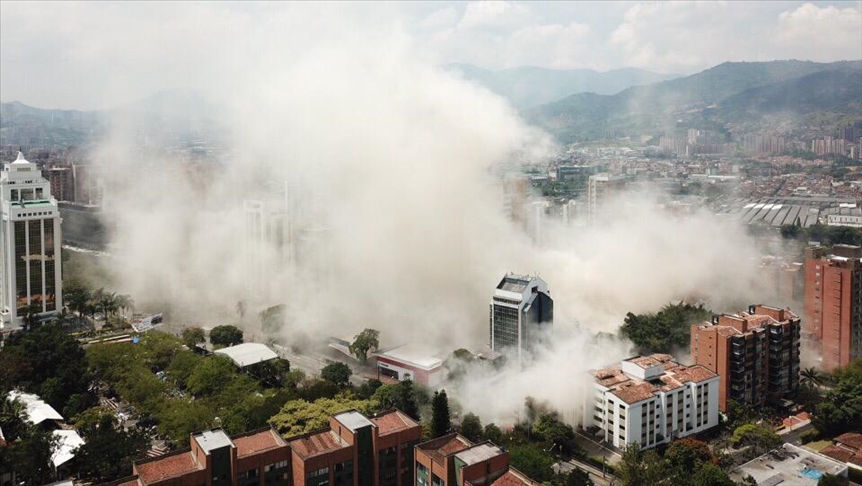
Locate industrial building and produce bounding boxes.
[584,354,719,450]
[108,409,421,486]
[804,245,862,371]
[690,305,801,412]
[0,152,63,331]
[489,274,553,365]
[374,344,446,388]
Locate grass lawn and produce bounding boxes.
[803,440,831,452]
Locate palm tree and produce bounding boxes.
[64,287,91,316]
[236,300,247,324]
[801,367,823,387]
[0,394,27,440]
[23,301,42,330]
[115,294,135,318]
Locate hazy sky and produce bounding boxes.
[2,1,861,110]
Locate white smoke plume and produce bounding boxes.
[85,5,780,424]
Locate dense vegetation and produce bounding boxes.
[780,223,862,246]
[619,302,712,354]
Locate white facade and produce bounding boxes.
[0,153,63,330]
[490,274,553,365]
[586,174,625,226]
[243,197,291,300]
[585,356,720,450]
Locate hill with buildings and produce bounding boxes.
[446,63,680,109]
[527,59,862,143]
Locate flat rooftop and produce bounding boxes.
[455,443,505,466]
[193,429,234,453]
[214,342,278,368]
[334,410,375,431]
[731,444,847,486]
[376,343,443,370]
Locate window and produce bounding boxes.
[308,468,330,479]
[266,460,289,472]
[432,474,444,486]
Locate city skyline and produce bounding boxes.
[1,1,860,110]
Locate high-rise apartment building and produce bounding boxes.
[584,354,719,450]
[691,305,801,412]
[586,174,625,225]
[111,409,422,486]
[45,167,74,202]
[804,245,862,371]
[489,274,553,364]
[0,152,63,331]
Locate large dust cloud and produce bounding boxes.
[88,5,775,423]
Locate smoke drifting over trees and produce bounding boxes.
[86,6,783,423]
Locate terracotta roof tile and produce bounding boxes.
[235,429,286,458]
[488,469,538,486]
[372,411,419,436]
[288,430,349,459]
[135,451,202,484]
[836,432,862,450]
[821,445,854,463]
[611,383,656,404]
[418,434,473,464]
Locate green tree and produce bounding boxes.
[209,324,244,347]
[0,322,91,412]
[431,390,451,438]
[801,367,825,386]
[691,464,735,486]
[566,468,594,486]
[396,379,420,420]
[187,355,239,396]
[732,424,783,458]
[348,328,380,362]
[459,413,483,442]
[64,284,91,316]
[357,379,383,399]
[618,442,666,486]
[619,302,711,354]
[268,397,378,437]
[483,423,504,444]
[818,474,850,486]
[182,326,206,350]
[813,361,862,435]
[72,407,149,481]
[321,362,352,388]
[665,438,714,485]
[532,413,581,457]
[508,444,555,482]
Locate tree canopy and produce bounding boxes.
[0,322,91,414]
[619,302,711,354]
[268,397,377,437]
[459,413,483,442]
[431,390,451,438]
[321,362,352,388]
[72,407,150,481]
[349,328,380,362]
[732,424,783,458]
[209,324,244,347]
[181,326,206,350]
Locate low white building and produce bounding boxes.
[374,343,446,388]
[584,354,719,450]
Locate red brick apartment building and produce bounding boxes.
[804,245,862,371]
[103,409,421,486]
[691,304,801,412]
[414,434,535,486]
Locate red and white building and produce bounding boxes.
[374,344,446,388]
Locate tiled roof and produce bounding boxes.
[611,383,656,404]
[234,429,285,458]
[488,469,538,486]
[418,434,473,464]
[372,410,418,436]
[836,432,862,450]
[820,445,854,463]
[595,354,716,405]
[135,451,202,484]
[288,430,349,459]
